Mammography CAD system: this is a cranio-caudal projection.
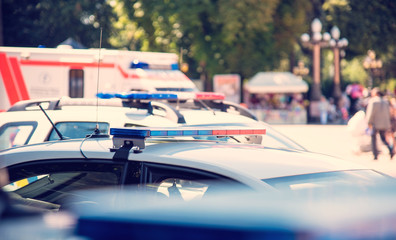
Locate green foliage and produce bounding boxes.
[115,0,316,83]
[3,0,396,93]
[341,57,368,85]
[2,0,115,48]
[273,0,312,68]
[323,0,396,57]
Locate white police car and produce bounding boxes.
[0,92,305,151]
[0,126,390,212]
[0,95,183,150]
[100,91,306,150]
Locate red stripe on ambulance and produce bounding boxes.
[0,52,21,105]
[20,59,115,68]
[9,57,30,100]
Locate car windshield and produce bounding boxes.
[262,170,390,194]
[48,122,109,141]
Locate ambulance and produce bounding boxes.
[0,46,198,111]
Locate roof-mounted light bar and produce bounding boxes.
[97,92,178,100]
[130,60,179,70]
[97,91,224,101]
[195,92,225,100]
[110,126,266,150]
[96,93,117,99]
[111,127,266,138]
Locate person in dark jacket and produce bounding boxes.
[366,88,394,160]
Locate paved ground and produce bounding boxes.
[272,124,396,177]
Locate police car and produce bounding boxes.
[0,126,389,212]
[0,92,305,151]
[100,91,306,150]
[0,93,186,150]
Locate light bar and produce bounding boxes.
[96,93,116,99]
[110,127,266,138]
[152,91,225,101]
[195,92,225,100]
[97,92,178,100]
[130,60,179,70]
[130,61,149,69]
[110,126,266,150]
[97,91,225,101]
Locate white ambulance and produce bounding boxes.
[0,46,198,111]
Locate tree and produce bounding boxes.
[273,0,312,72]
[118,0,281,87]
[2,0,115,48]
[323,0,396,85]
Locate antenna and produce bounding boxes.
[94,27,103,135]
[38,104,65,140]
[88,27,109,139]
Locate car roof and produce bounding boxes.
[1,106,179,127]
[0,107,179,149]
[5,97,185,124]
[2,97,306,151]
[179,109,257,125]
[1,137,367,186]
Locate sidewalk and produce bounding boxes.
[273,124,396,177]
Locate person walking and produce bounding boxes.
[319,96,329,124]
[366,88,394,160]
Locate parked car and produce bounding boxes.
[106,91,307,150]
[0,126,389,213]
[0,93,305,151]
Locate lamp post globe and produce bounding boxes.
[311,18,322,33]
[363,50,382,89]
[300,19,348,123]
[331,26,340,40]
[329,26,348,109]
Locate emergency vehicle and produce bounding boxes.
[0,125,390,213]
[0,92,305,151]
[0,46,198,111]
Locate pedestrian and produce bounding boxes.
[327,97,338,123]
[319,96,329,124]
[346,82,364,117]
[365,88,394,160]
[388,96,396,148]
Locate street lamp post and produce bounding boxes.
[329,26,348,107]
[363,50,383,90]
[301,18,331,121]
[293,60,310,78]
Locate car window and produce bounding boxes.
[124,123,146,128]
[261,129,305,150]
[141,162,246,201]
[262,170,391,196]
[155,178,210,201]
[0,122,37,150]
[2,160,126,211]
[48,122,109,141]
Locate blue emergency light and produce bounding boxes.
[130,61,149,69]
[97,92,178,100]
[96,93,116,99]
[171,63,179,70]
[130,60,179,70]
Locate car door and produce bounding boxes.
[2,159,131,211]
